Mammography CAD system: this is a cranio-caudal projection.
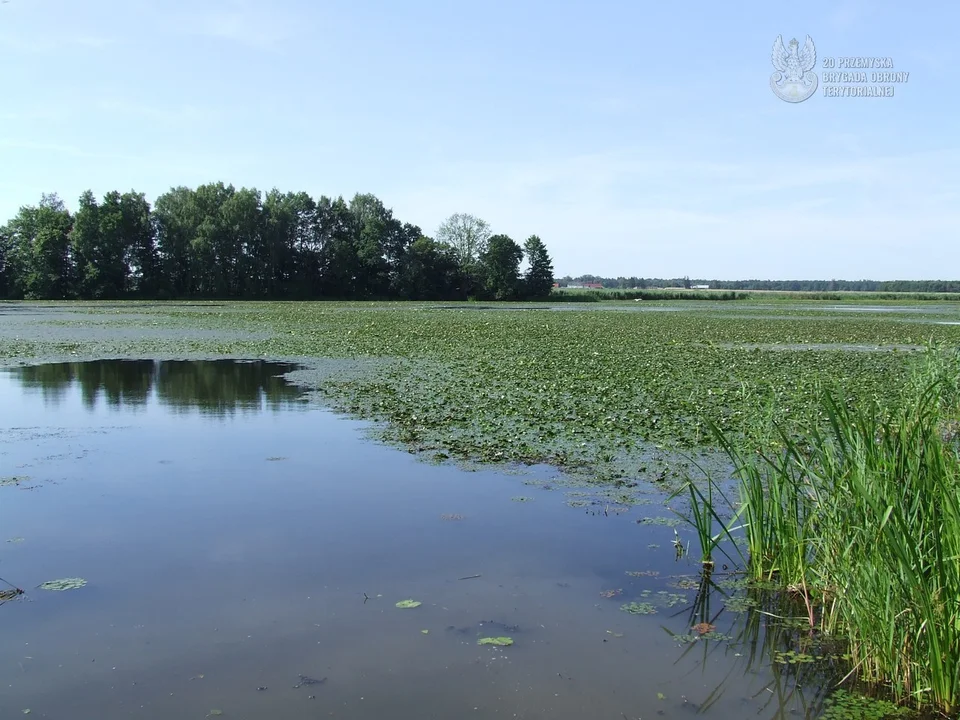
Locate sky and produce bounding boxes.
[0,0,957,280]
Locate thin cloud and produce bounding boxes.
[174,0,304,50]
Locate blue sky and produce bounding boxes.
[1,0,956,279]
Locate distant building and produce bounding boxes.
[691,284,710,289]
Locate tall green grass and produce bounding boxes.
[678,347,960,715]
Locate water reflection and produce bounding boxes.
[8,359,302,414]
[0,360,844,719]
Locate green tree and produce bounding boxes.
[120,191,160,297]
[3,194,74,299]
[478,234,523,300]
[395,236,466,299]
[154,186,201,297]
[521,234,554,299]
[436,213,491,267]
[71,190,130,299]
[318,196,361,298]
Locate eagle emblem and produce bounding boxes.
[770,35,818,103]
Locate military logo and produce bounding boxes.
[771,35,818,103]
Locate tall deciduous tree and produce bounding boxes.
[436,213,491,266]
[4,194,73,299]
[395,236,466,300]
[522,234,554,299]
[154,186,201,297]
[71,190,131,299]
[479,234,524,300]
[120,191,160,297]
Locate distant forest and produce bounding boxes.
[0,186,555,301]
[559,276,960,294]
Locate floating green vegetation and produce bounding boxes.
[510,496,533,502]
[655,591,688,608]
[477,637,513,646]
[6,301,955,490]
[6,537,25,544]
[599,589,623,599]
[821,690,912,719]
[0,476,29,487]
[723,595,758,613]
[620,602,657,615]
[673,631,733,643]
[39,578,87,591]
[636,516,684,527]
[395,599,421,609]
[439,513,464,520]
[625,570,659,577]
[774,650,817,665]
[668,578,700,590]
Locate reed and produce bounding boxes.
[678,347,960,715]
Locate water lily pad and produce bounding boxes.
[478,636,513,646]
[620,602,657,615]
[511,496,533,502]
[421,629,429,634]
[39,577,87,591]
[1,476,29,487]
[395,599,421,608]
[7,537,25,544]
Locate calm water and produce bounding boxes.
[0,360,826,720]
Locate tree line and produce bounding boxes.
[560,276,960,293]
[0,186,555,301]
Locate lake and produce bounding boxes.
[1,359,827,719]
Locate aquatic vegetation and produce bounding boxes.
[395,599,421,608]
[655,591,688,608]
[680,349,960,715]
[510,496,533,502]
[477,636,513,646]
[0,476,29,487]
[38,578,87,591]
[599,589,623,598]
[439,513,464,520]
[821,690,911,719]
[620,602,657,615]
[636,517,683,527]
[722,595,758,613]
[5,301,957,488]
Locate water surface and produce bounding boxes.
[1,360,825,719]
